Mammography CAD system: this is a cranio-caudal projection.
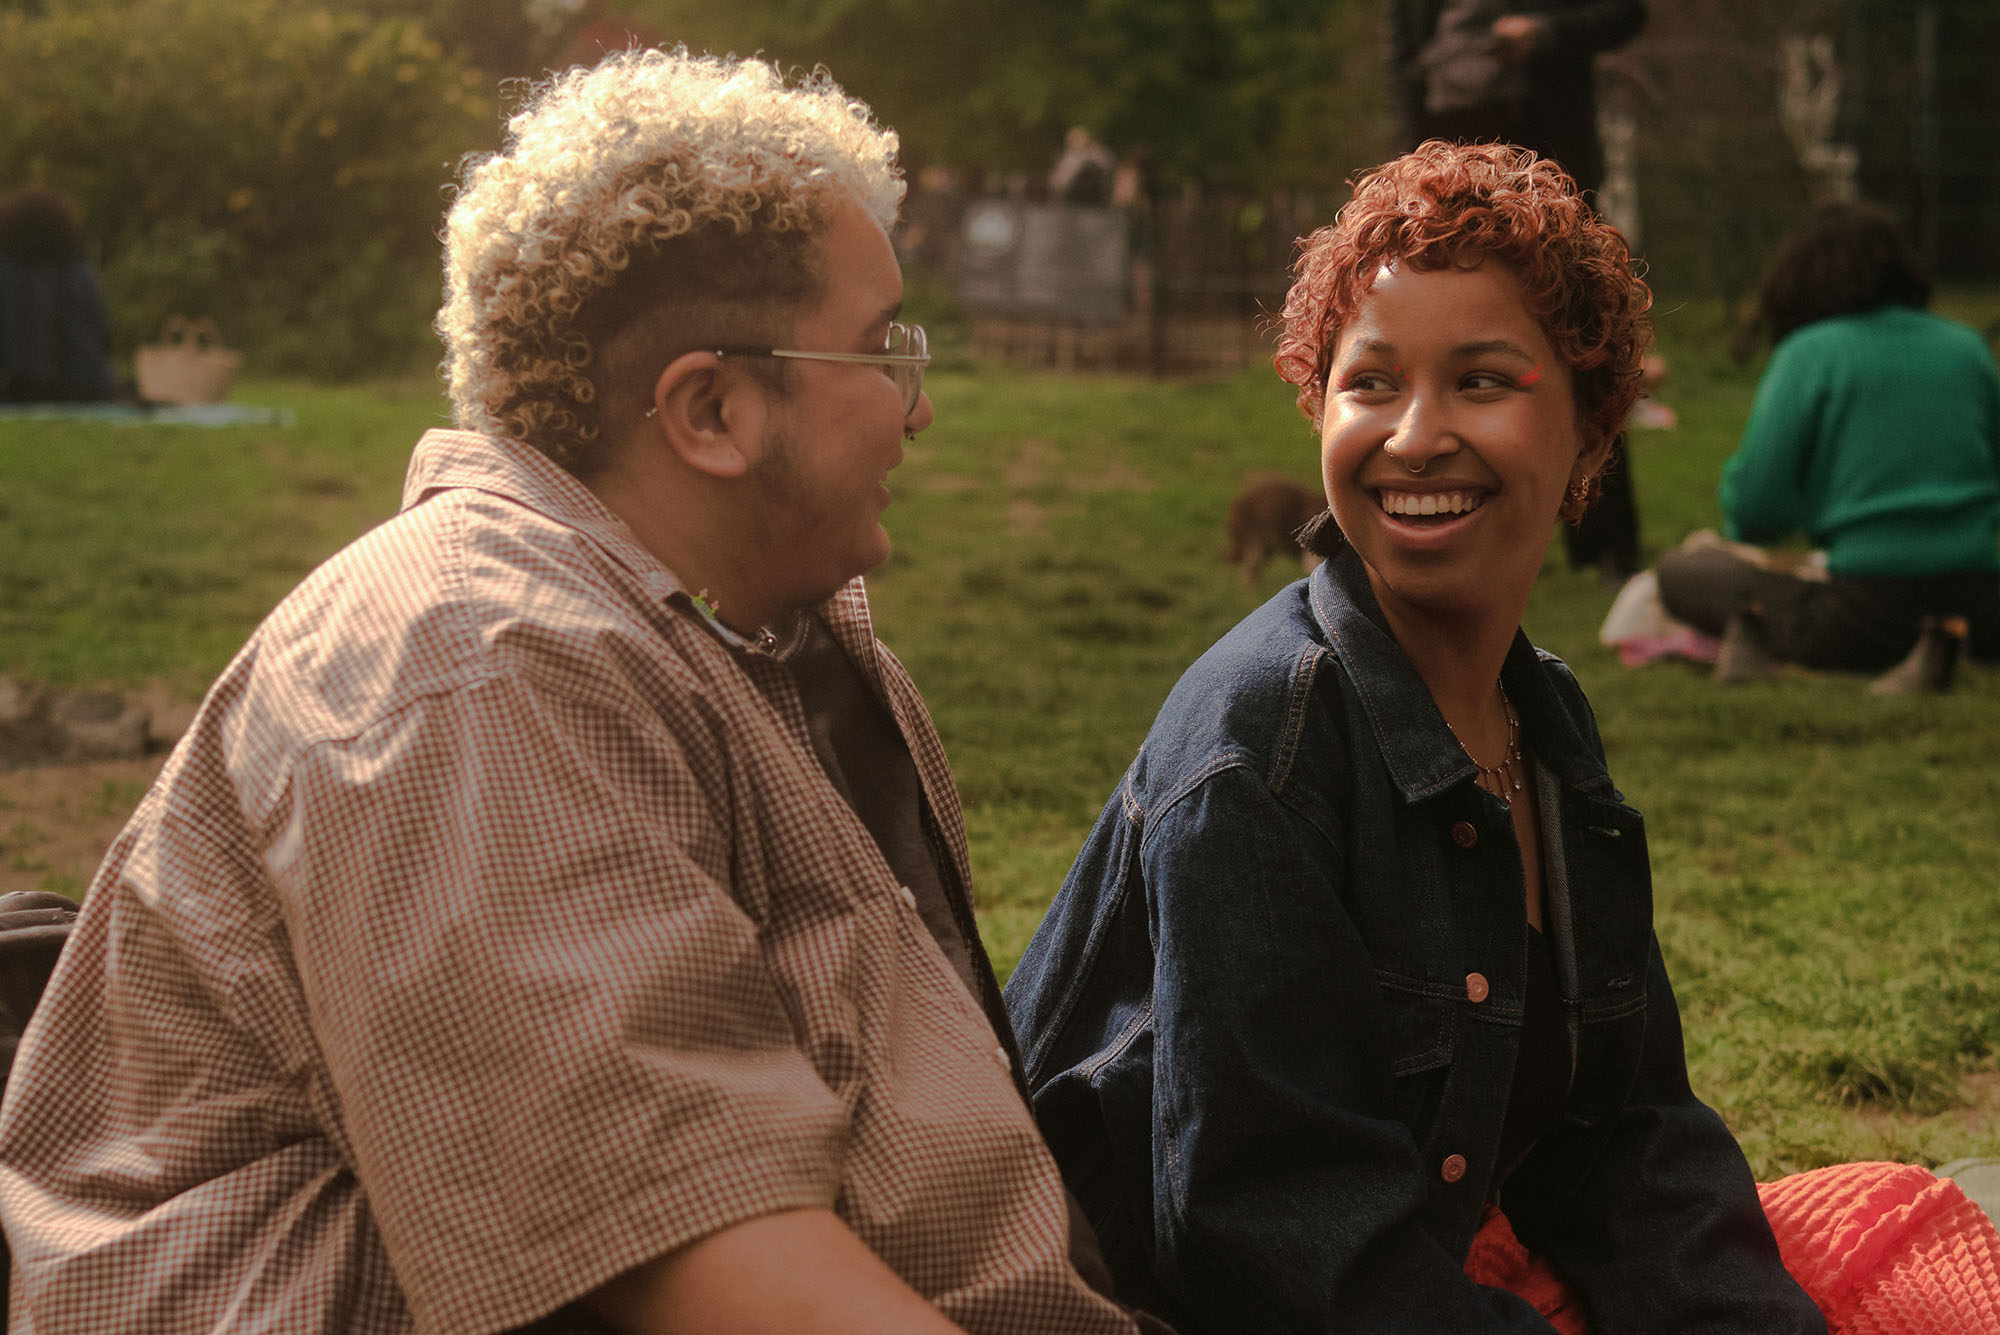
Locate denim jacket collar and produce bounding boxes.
[1307,546,1615,804]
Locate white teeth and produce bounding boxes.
[1379,490,1482,517]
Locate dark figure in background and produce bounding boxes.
[1390,0,1647,583]
[1655,201,2000,687]
[1050,127,1116,207]
[0,187,117,404]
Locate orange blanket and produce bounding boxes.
[1464,1162,2000,1334]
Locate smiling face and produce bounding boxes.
[746,196,934,612]
[1320,259,1608,630]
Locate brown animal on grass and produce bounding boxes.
[1225,473,1324,587]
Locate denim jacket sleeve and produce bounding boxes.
[1131,763,1561,1333]
[1501,936,1826,1333]
[1502,661,1823,1333]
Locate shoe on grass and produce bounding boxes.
[1713,611,1778,684]
[1870,617,1961,696]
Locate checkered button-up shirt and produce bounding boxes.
[0,429,1139,1335]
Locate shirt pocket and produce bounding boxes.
[1374,972,1458,1147]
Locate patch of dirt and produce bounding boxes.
[915,473,981,493]
[0,755,167,898]
[991,438,1151,534]
[1848,1066,2000,1164]
[1002,437,1052,490]
[1069,460,1154,493]
[1005,497,1047,538]
[1957,1070,2000,1121]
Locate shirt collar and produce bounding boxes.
[402,428,690,606]
[400,428,881,667]
[1307,546,1614,803]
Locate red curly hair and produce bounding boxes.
[1274,141,1651,460]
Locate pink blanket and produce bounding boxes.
[1464,1162,2000,1333]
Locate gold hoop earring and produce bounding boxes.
[1561,473,1597,522]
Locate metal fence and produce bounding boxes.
[906,0,2000,373]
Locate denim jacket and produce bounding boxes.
[1004,548,1823,1334]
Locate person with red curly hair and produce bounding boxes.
[1003,142,1826,1332]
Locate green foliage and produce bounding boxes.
[0,0,495,375]
[625,0,1392,190]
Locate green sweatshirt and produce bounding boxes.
[1722,305,2000,576]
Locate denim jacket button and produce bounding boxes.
[1440,1153,1468,1183]
[1450,820,1478,848]
[1464,972,1490,1003]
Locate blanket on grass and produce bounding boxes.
[1466,1162,2000,1333]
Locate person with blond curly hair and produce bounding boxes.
[0,49,1163,1335]
[1004,141,1826,1332]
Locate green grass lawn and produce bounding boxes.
[2,304,1997,1177]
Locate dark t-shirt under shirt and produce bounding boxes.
[757,612,1175,1333]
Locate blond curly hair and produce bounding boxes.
[438,48,904,467]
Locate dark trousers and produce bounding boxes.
[1655,544,2000,672]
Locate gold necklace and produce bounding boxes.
[1446,685,1523,803]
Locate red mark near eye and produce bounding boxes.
[1518,363,1545,387]
[1394,364,1405,377]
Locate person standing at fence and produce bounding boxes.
[1050,127,1117,207]
[1389,0,1647,584]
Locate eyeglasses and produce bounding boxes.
[715,321,930,415]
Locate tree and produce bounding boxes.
[618,0,1391,193]
[0,0,495,372]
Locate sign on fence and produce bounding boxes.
[956,201,1130,324]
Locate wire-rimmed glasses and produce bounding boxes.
[715,320,930,414]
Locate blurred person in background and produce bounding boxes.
[0,186,117,404]
[1389,0,1648,584]
[1655,200,2000,690]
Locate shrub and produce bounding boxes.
[0,0,495,376]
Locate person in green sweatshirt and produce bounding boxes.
[1656,200,2000,687]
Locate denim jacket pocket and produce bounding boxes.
[1562,799,1655,1121]
[1374,971,1457,1145]
[1567,998,1648,1123]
